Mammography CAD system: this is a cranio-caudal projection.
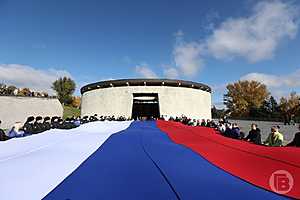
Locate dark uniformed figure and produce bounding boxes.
[81,116,89,124]
[51,116,60,129]
[287,124,300,147]
[0,120,9,141]
[89,114,99,122]
[33,116,44,134]
[22,116,35,135]
[61,118,72,129]
[245,124,262,145]
[42,117,51,131]
[57,118,64,129]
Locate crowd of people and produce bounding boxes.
[0,115,130,141]
[164,116,299,148]
[0,115,299,147]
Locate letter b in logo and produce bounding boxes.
[269,170,293,194]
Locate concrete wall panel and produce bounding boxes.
[0,96,63,129]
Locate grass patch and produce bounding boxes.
[63,105,81,119]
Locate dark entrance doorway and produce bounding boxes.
[131,93,160,120]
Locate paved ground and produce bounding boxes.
[228,119,299,145]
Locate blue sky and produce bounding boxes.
[0,0,299,107]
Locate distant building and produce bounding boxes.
[81,79,212,119]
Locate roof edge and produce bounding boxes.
[81,78,211,94]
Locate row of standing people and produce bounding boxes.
[0,114,132,141]
[0,116,81,141]
[165,116,299,148]
[216,121,300,147]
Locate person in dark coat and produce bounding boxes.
[245,123,262,145]
[231,123,241,139]
[62,117,77,129]
[90,114,99,122]
[22,116,35,135]
[224,123,232,137]
[0,120,9,141]
[42,117,51,131]
[206,119,212,127]
[286,124,300,147]
[81,116,89,124]
[33,116,44,134]
[200,119,206,127]
[57,118,65,129]
[51,116,60,129]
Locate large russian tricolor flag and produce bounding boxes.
[0,121,299,199]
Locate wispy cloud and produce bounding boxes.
[173,39,204,77]
[206,0,299,62]
[139,1,299,78]
[135,64,158,78]
[241,71,300,88]
[203,11,220,32]
[0,64,71,94]
[241,68,300,98]
[172,0,299,78]
[163,67,179,79]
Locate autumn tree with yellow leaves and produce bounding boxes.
[224,80,269,117]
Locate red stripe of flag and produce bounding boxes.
[157,120,300,199]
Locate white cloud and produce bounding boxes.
[135,64,158,78]
[206,0,299,62]
[213,102,226,110]
[0,64,72,94]
[241,69,300,88]
[203,11,220,32]
[173,41,204,77]
[134,1,299,79]
[240,68,300,98]
[163,67,179,79]
[174,30,184,38]
[212,83,227,93]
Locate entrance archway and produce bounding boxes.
[131,93,160,120]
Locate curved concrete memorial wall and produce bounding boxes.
[0,96,63,129]
[81,79,212,120]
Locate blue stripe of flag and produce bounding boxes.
[43,121,178,200]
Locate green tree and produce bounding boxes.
[269,96,279,113]
[211,106,226,119]
[52,77,76,105]
[258,96,279,117]
[224,80,269,117]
